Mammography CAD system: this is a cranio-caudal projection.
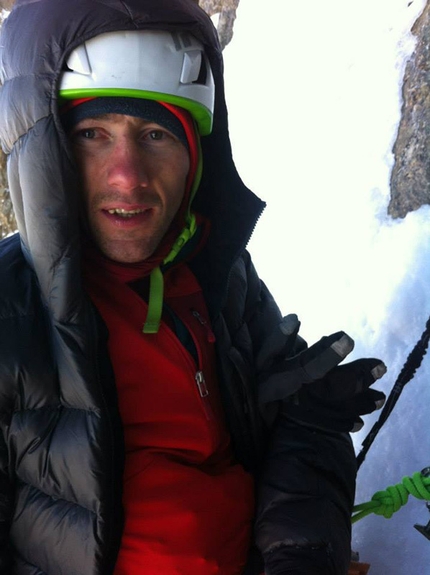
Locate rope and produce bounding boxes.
[352,469,430,524]
[356,316,430,469]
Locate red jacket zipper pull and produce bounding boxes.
[191,309,216,343]
[195,370,209,397]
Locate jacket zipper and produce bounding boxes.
[195,370,209,397]
[186,311,216,424]
[191,308,216,343]
[165,304,217,429]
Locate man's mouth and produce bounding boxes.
[106,208,146,219]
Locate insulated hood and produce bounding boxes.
[0,0,265,322]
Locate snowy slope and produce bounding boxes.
[223,0,430,572]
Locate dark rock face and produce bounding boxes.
[199,0,240,50]
[0,151,16,239]
[0,1,14,10]
[389,1,430,219]
[0,5,16,237]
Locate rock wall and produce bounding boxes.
[0,151,16,238]
[0,1,14,9]
[198,0,240,49]
[389,1,430,218]
[0,7,15,237]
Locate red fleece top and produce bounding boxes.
[84,254,255,575]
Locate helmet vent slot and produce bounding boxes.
[180,50,205,84]
[193,56,207,86]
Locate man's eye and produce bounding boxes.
[148,130,165,141]
[80,128,97,139]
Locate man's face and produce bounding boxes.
[70,113,190,263]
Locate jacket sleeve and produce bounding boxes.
[0,415,12,572]
[242,254,356,575]
[255,420,356,575]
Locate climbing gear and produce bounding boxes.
[59,29,215,135]
[356,316,430,468]
[414,502,430,541]
[353,318,430,542]
[352,467,430,525]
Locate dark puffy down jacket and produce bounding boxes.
[0,0,357,574]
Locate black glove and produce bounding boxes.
[259,323,386,432]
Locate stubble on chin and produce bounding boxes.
[91,232,159,264]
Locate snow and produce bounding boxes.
[224,0,430,572]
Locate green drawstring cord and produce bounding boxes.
[352,469,430,524]
[142,141,203,335]
[142,266,164,334]
[142,213,197,334]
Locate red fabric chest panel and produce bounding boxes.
[85,262,254,575]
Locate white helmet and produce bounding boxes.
[59,29,215,135]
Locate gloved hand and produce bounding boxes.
[258,316,386,432]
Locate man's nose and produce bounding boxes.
[107,139,149,191]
